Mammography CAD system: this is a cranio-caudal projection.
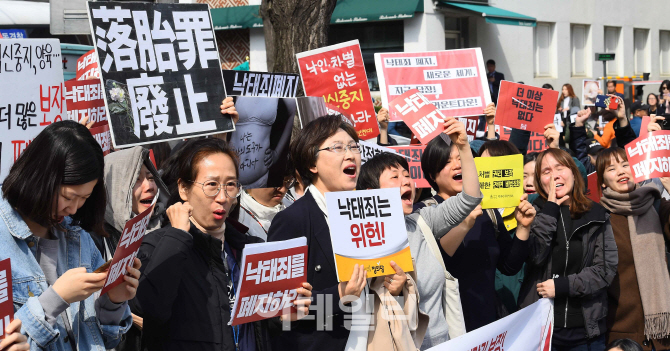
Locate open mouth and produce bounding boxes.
[343,165,357,177]
[213,209,226,220]
[139,198,153,206]
[401,189,413,205]
[617,177,629,184]
[555,183,564,188]
[452,172,462,181]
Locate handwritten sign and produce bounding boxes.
[222,70,299,98]
[0,39,66,183]
[296,40,379,139]
[496,82,559,134]
[230,238,308,326]
[375,48,491,119]
[76,49,100,81]
[475,154,523,209]
[101,193,157,296]
[0,259,13,340]
[625,131,670,183]
[389,89,446,145]
[325,188,413,281]
[389,145,430,188]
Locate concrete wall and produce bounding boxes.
[404,0,446,53]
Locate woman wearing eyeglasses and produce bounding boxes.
[658,80,670,114]
[134,138,312,351]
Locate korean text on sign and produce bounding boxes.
[296,40,379,139]
[474,154,523,209]
[77,49,100,81]
[87,2,233,149]
[230,238,308,326]
[222,70,300,98]
[325,188,414,281]
[0,259,13,340]
[389,89,446,145]
[65,79,107,129]
[0,39,66,183]
[625,131,670,183]
[359,141,397,163]
[495,81,559,134]
[389,145,430,188]
[375,48,491,120]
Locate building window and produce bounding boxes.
[534,22,554,78]
[661,31,670,76]
[604,26,621,76]
[634,28,650,75]
[571,24,589,77]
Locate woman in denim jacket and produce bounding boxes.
[0,121,138,350]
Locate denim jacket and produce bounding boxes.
[0,197,132,350]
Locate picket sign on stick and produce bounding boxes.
[0,259,13,340]
[229,238,308,326]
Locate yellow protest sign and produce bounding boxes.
[474,154,523,209]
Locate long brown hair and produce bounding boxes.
[595,147,628,195]
[557,83,577,109]
[534,148,591,217]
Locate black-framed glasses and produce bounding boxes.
[189,180,241,198]
[317,142,360,154]
[663,86,669,91]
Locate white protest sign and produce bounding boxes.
[359,140,398,163]
[0,39,66,183]
[325,188,413,281]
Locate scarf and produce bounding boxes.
[240,190,285,233]
[190,216,226,248]
[600,183,670,339]
[307,184,329,218]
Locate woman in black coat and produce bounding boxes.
[134,138,312,351]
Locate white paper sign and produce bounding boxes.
[359,140,398,163]
[0,39,66,183]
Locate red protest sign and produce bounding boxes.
[90,124,112,156]
[389,89,445,145]
[375,48,491,120]
[496,82,559,134]
[625,131,670,183]
[389,145,430,188]
[230,238,308,326]
[0,258,13,340]
[497,126,549,153]
[585,172,600,203]
[65,79,107,129]
[296,40,379,139]
[100,195,157,296]
[639,116,651,139]
[76,49,99,81]
[458,116,479,142]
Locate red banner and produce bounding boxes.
[497,126,549,153]
[496,82,559,134]
[390,89,446,145]
[625,131,670,183]
[90,124,112,156]
[375,48,491,120]
[101,197,156,296]
[296,40,379,139]
[389,145,430,188]
[65,79,107,129]
[231,238,308,326]
[0,258,13,340]
[639,116,651,139]
[76,49,99,81]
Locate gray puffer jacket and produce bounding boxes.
[518,197,618,338]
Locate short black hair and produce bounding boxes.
[605,339,643,351]
[478,140,520,157]
[2,120,106,235]
[421,135,457,192]
[524,152,539,165]
[356,153,409,190]
[541,84,554,90]
[486,59,496,66]
[607,80,617,87]
[160,138,239,207]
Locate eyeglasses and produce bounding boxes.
[277,177,296,190]
[663,86,669,91]
[317,142,361,154]
[189,180,241,198]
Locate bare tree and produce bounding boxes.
[260,0,337,77]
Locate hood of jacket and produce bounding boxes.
[104,146,170,234]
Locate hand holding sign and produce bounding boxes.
[107,258,141,304]
[282,282,313,322]
[220,97,239,125]
[484,102,496,125]
[338,264,368,299]
[52,267,107,304]
[383,261,408,296]
[444,117,468,147]
[0,319,27,349]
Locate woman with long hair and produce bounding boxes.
[557,84,581,115]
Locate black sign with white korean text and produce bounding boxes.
[222,70,299,98]
[87,2,232,148]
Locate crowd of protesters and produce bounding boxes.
[1,71,670,351]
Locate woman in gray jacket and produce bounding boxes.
[519,148,617,351]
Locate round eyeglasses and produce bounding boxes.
[189,180,242,198]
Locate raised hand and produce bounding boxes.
[443,117,468,147]
[543,124,560,149]
[515,194,536,228]
[167,201,193,232]
[649,114,663,133]
[377,108,389,131]
[574,108,591,127]
[220,96,239,125]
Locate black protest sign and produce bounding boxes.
[87,2,232,148]
[222,70,300,98]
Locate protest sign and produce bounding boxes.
[0,259,13,340]
[65,79,107,128]
[585,172,600,203]
[359,140,398,163]
[90,124,112,156]
[230,96,297,189]
[474,154,523,209]
[389,89,447,145]
[375,48,491,119]
[389,145,430,188]
[426,298,553,351]
[76,49,100,81]
[222,70,300,98]
[583,79,601,106]
[87,2,233,149]
[639,116,651,139]
[0,39,66,183]
[296,40,379,139]
[325,188,413,281]
[101,193,158,296]
[229,237,308,326]
[457,116,479,142]
[296,96,328,128]
[497,126,548,153]
[496,82,559,134]
[625,131,670,183]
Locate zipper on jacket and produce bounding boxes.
[560,211,569,328]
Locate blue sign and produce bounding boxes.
[0,29,28,39]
